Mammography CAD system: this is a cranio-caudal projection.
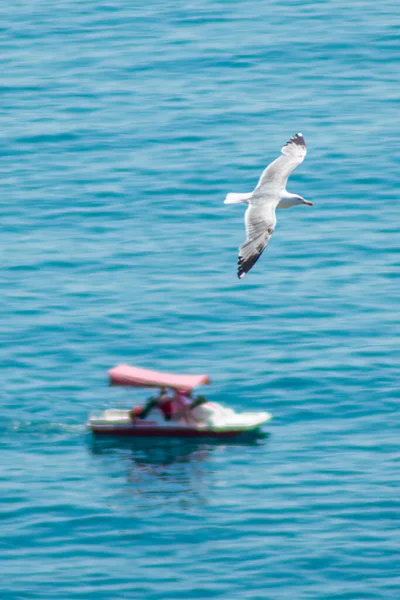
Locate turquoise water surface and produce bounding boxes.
[2,1,399,598]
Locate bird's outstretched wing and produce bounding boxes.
[237,205,276,279]
[253,133,307,197]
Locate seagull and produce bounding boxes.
[224,133,312,279]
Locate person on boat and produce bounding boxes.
[129,388,209,423]
[156,388,175,421]
[129,388,173,421]
[189,393,208,410]
[170,389,208,424]
[171,389,192,417]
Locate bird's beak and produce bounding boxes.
[303,199,313,206]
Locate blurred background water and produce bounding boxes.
[1,1,399,598]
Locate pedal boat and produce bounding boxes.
[87,364,272,439]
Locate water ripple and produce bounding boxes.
[1,0,399,598]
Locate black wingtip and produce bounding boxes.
[237,250,263,279]
[237,266,246,279]
[281,133,306,156]
[290,132,305,146]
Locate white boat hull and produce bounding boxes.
[87,403,272,438]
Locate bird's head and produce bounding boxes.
[277,194,313,209]
[294,194,313,206]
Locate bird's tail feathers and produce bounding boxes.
[224,192,252,205]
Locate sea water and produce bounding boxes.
[1,1,399,598]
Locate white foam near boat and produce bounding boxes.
[87,364,272,439]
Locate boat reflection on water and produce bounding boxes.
[87,432,269,507]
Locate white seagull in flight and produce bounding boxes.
[224,133,312,279]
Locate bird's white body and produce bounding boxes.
[224,133,311,278]
[224,190,308,209]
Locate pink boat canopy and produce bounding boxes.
[108,364,211,391]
